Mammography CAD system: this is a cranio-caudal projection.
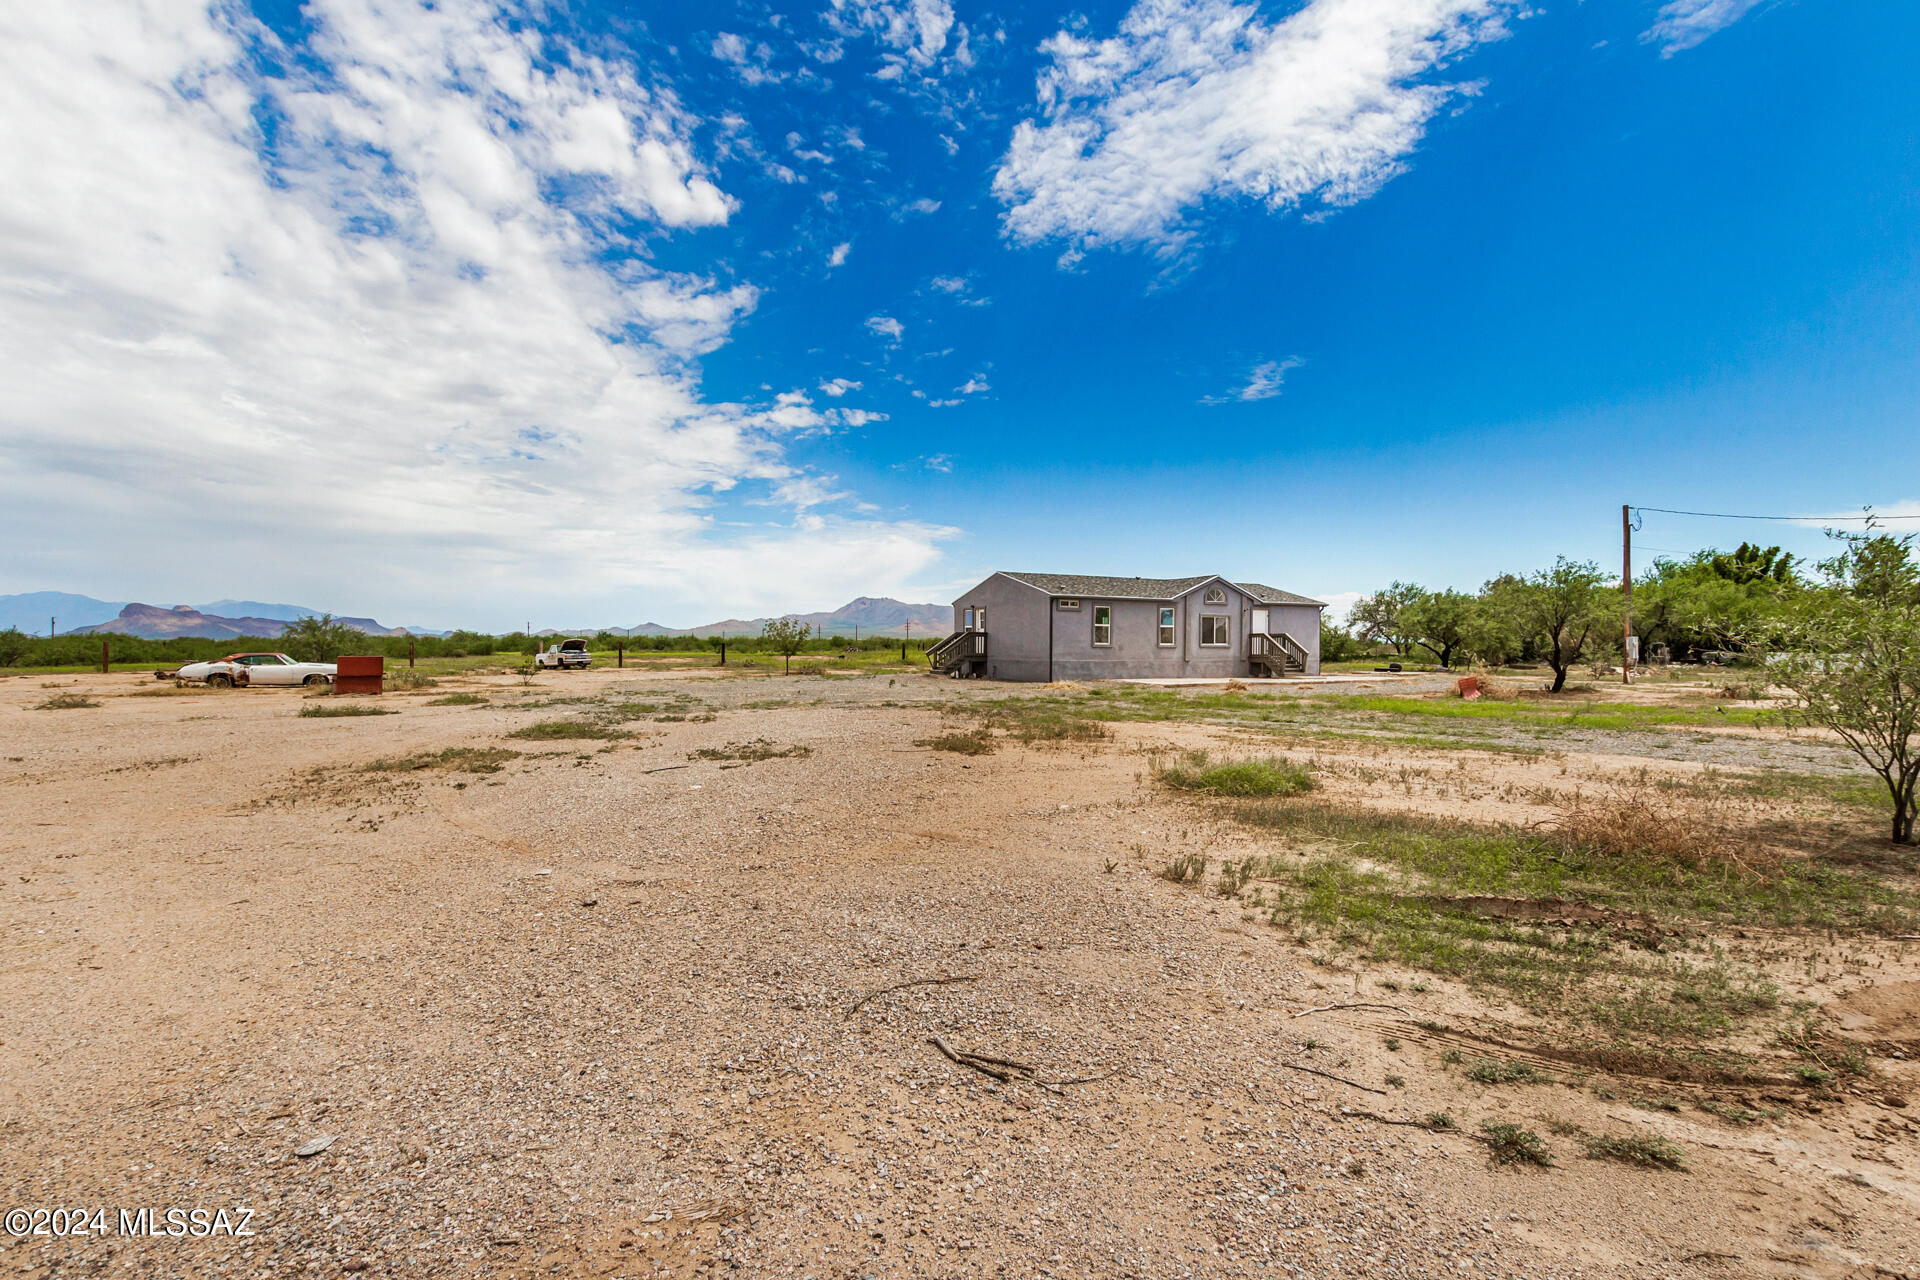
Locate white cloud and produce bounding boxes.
[1204,357,1302,404]
[0,1,948,625]
[994,0,1517,255]
[1641,0,1765,56]
[829,240,852,267]
[831,0,971,78]
[866,314,905,342]
[820,378,863,397]
[711,31,785,85]
[930,275,968,293]
[1317,591,1363,626]
[902,196,943,217]
[956,376,991,395]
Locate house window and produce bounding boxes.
[1204,587,1227,605]
[1092,605,1112,647]
[1200,615,1229,647]
[1056,598,1081,611]
[963,607,975,629]
[1158,608,1175,646]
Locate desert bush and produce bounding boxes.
[428,692,487,706]
[1155,750,1314,798]
[386,668,438,690]
[35,692,100,710]
[298,703,393,718]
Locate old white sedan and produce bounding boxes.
[178,652,337,688]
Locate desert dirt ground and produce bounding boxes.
[2,665,1917,1280]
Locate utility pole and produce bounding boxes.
[1622,504,1633,686]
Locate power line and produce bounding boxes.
[1630,506,1920,523]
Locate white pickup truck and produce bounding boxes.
[534,638,592,671]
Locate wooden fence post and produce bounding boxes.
[617,641,624,668]
[102,639,110,674]
[409,637,416,668]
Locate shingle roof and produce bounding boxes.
[1235,582,1327,607]
[998,572,1324,608]
[1001,573,1213,600]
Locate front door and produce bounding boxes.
[1251,608,1269,637]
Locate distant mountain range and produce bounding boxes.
[0,591,951,640]
[615,596,949,639]
[0,593,430,639]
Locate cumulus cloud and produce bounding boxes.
[1204,357,1302,404]
[1641,0,1766,56]
[829,241,852,267]
[0,1,945,624]
[820,378,863,397]
[994,0,1518,256]
[865,314,905,342]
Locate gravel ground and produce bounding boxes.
[2,668,1915,1280]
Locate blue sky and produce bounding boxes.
[1,0,1914,628]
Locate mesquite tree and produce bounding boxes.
[761,615,812,675]
[1768,528,1920,846]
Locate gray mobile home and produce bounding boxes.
[928,573,1323,682]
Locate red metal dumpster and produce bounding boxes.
[334,654,385,695]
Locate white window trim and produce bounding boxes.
[1204,587,1227,605]
[1157,608,1175,647]
[1200,614,1230,647]
[1056,598,1081,611]
[1092,604,1113,648]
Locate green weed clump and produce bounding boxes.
[299,702,394,717]
[1160,853,1208,886]
[1155,750,1315,798]
[1480,1121,1554,1167]
[1464,1057,1553,1086]
[36,692,100,710]
[428,692,488,706]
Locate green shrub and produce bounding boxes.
[299,702,394,718]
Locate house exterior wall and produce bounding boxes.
[1265,603,1322,675]
[1048,588,1252,680]
[950,574,1051,681]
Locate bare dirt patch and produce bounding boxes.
[1,669,1916,1279]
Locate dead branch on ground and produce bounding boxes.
[1280,1063,1387,1095]
[1291,1002,1410,1018]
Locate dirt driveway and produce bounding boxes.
[2,669,1915,1279]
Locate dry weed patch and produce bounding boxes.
[1540,784,1780,881]
[363,747,521,774]
[36,692,100,710]
[918,728,996,755]
[299,702,394,718]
